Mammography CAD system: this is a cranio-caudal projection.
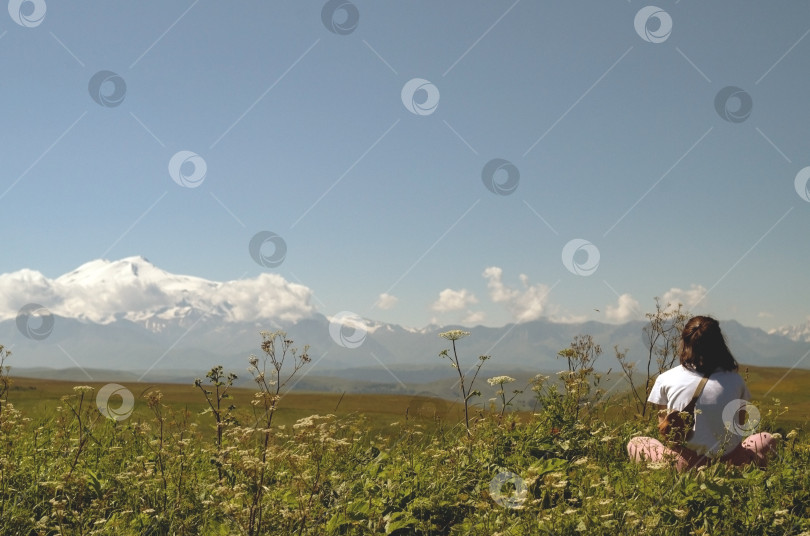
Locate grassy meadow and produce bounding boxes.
[0,326,808,535]
[5,361,806,436]
[6,377,467,438]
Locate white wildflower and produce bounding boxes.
[293,416,316,429]
[487,375,516,386]
[439,329,470,341]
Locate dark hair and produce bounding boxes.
[679,316,738,374]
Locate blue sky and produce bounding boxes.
[1,1,809,331]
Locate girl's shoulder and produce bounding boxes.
[660,365,744,379]
[653,365,695,388]
[708,368,745,384]
[658,365,693,379]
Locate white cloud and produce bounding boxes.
[552,313,590,324]
[375,293,398,310]
[462,310,485,325]
[0,257,315,324]
[431,288,478,312]
[605,293,642,323]
[213,274,315,324]
[0,269,61,318]
[482,266,551,322]
[661,284,707,310]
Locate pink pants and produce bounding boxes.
[627,433,776,471]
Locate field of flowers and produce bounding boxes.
[0,322,807,535]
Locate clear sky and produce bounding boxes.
[1,1,809,331]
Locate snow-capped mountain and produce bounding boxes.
[0,256,315,328]
[769,318,810,343]
[0,257,808,379]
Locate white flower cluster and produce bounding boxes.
[439,330,470,341]
[292,414,335,430]
[487,376,516,386]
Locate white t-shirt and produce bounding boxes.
[648,365,751,456]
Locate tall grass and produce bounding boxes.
[0,332,807,535]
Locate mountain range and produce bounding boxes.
[1,257,808,384]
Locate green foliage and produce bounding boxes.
[0,344,11,421]
[0,328,807,535]
[615,298,691,417]
[438,329,489,435]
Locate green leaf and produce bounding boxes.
[529,457,568,476]
[86,470,103,498]
[385,511,418,535]
[346,500,371,518]
[326,512,355,533]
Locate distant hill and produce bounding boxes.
[1,256,807,381]
[769,318,810,343]
[4,313,807,383]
